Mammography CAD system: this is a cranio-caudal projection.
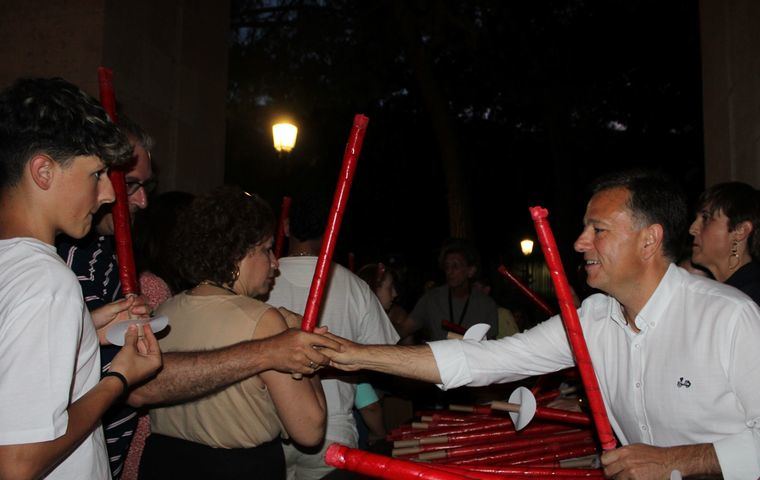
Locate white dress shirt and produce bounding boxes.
[429,264,760,479]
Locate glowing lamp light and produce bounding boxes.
[520,239,534,256]
[272,122,298,154]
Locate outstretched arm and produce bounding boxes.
[128,326,341,407]
[320,332,442,383]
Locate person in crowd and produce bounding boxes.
[121,190,195,480]
[140,186,327,480]
[689,181,760,303]
[410,238,498,341]
[473,277,520,338]
[56,112,156,478]
[265,192,399,480]
[358,261,417,344]
[0,77,162,479]
[320,170,760,479]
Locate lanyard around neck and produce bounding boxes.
[448,287,471,325]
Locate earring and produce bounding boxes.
[729,240,740,270]
[231,266,240,283]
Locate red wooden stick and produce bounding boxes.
[497,265,556,317]
[301,114,369,332]
[529,206,616,450]
[274,196,291,258]
[325,443,475,480]
[427,430,593,462]
[97,67,138,296]
[438,464,603,478]
[393,423,570,449]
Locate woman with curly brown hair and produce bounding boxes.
[139,186,326,480]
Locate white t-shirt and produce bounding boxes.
[266,257,400,445]
[430,264,760,480]
[0,238,109,479]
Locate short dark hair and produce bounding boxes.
[171,186,275,286]
[591,170,687,261]
[289,190,330,242]
[0,77,132,190]
[698,182,760,259]
[118,112,154,152]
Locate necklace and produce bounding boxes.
[197,280,238,296]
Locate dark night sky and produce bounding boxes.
[224,1,704,297]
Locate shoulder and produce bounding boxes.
[1,239,78,294]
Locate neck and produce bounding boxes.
[0,192,54,244]
[195,281,238,296]
[287,237,321,257]
[616,260,669,332]
[713,252,752,282]
[450,283,471,298]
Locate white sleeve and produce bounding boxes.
[0,294,83,445]
[358,287,400,345]
[429,314,575,390]
[712,302,760,479]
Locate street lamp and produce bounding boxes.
[520,239,534,256]
[272,121,298,157]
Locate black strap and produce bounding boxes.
[448,287,471,326]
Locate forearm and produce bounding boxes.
[0,377,123,480]
[128,341,267,406]
[675,443,721,477]
[353,345,441,383]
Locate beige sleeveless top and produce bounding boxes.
[149,292,284,448]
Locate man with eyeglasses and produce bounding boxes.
[56,114,156,479]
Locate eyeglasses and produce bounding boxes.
[126,178,158,196]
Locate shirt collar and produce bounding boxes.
[606,263,679,332]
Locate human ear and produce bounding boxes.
[732,221,752,242]
[641,224,664,259]
[29,154,55,190]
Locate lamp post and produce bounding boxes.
[520,238,534,285]
[272,121,298,158]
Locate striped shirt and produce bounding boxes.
[57,233,137,480]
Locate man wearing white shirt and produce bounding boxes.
[265,192,399,480]
[322,171,760,479]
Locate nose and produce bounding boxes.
[129,186,148,210]
[574,226,592,253]
[688,217,699,236]
[269,250,279,269]
[99,175,116,205]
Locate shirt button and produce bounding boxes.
[634,344,640,349]
[635,382,641,388]
[641,425,648,431]
[649,322,655,327]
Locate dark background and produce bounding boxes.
[224,0,704,302]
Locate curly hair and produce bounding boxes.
[171,186,275,286]
[0,77,132,190]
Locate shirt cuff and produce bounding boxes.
[427,340,472,391]
[712,428,760,480]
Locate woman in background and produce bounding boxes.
[689,181,760,303]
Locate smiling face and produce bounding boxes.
[573,187,647,297]
[53,154,115,239]
[688,207,732,278]
[234,236,278,297]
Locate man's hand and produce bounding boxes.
[317,332,364,372]
[601,443,720,479]
[110,324,163,388]
[261,326,343,374]
[92,295,151,344]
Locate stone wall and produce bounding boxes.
[700,0,760,187]
[0,0,229,194]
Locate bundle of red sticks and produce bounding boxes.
[326,378,604,479]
